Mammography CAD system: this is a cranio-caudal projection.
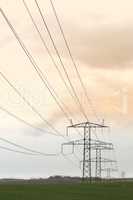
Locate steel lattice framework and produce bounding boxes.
[62,122,117,182]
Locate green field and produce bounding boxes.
[0,182,133,200]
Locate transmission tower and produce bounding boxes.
[102,168,118,179]
[61,121,117,183]
[94,147,117,179]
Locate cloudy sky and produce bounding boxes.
[0,0,132,178]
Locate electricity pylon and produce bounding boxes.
[61,121,117,183]
[101,168,118,179]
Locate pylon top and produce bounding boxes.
[67,121,109,129]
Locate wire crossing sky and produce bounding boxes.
[0,0,132,178]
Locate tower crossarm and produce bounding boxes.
[101,168,118,172]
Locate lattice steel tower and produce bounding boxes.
[62,121,117,182]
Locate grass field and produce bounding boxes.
[0,182,133,200]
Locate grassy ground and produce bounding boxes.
[0,182,133,200]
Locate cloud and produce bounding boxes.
[57,22,133,69]
[0,0,133,127]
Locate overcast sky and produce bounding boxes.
[0,0,132,178]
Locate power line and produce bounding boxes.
[0,8,81,165]
[22,0,75,116]
[49,0,100,123]
[0,72,79,154]
[1,144,80,168]
[21,0,82,137]
[0,70,62,137]
[0,142,80,169]
[0,8,81,139]
[0,105,58,136]
[0,8,70,134]
[0,136,60,156]
[34,0,88,121]
[0,106,81,167]
[0,145,37,155]
[0,105,81,168]
[0,106,81,166]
